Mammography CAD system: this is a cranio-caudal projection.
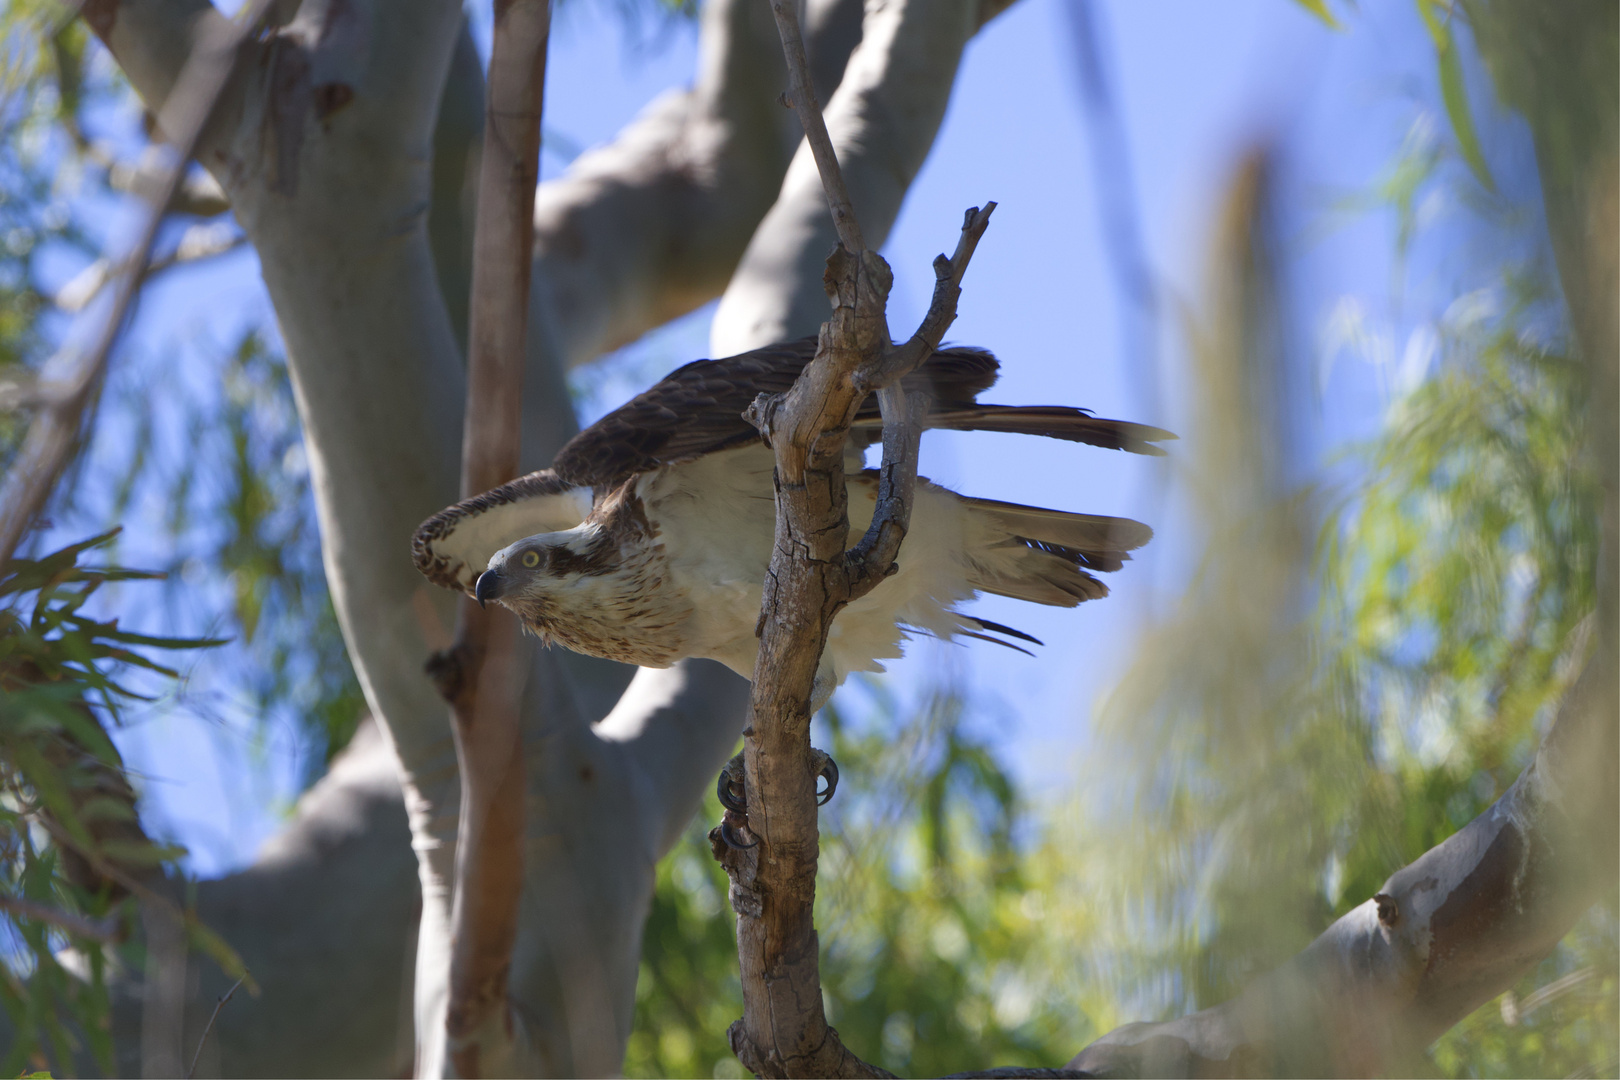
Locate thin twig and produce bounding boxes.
[0,0,273,566]
[768,0,865,253]
[53,223,245,315]
[185,975,245,1079]
[0,892,121,943]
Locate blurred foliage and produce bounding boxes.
[626,684,1097,1078]
[0,3,352,1071]
[1,0,362,781]
[0,533,226,1076]
[1064,77,1614,1080]
[0,3,96,471]
[1417,0,1496,193]
[118,330,366,782]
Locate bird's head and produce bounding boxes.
[474,526,613,627]
[469,517,691,668]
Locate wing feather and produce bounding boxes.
[411,470,593,593]
[549,339,1004,486]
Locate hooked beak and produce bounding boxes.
[474,568,503,609]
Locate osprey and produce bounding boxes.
[412,338,1169,702]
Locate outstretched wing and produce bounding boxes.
[411,470,593,594]
[412,337,1174,594]
[549,338,1005,486]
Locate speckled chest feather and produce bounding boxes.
[509,483,695,668]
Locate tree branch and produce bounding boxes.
[526,0,870,375]
[438,2,551,1075]
[715,4,992,1075]
[0,893,121,944]
[712,0,980,355]
[768,0,865,253]
[1070,634,1618,1077]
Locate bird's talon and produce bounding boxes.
[719,818,758,850]
[717,754,748,814]
[813,750,839,806]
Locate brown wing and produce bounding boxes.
[549,338,1004,486]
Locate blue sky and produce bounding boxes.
[56,0,1525,875]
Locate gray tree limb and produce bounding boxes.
[1069,640,1617,1076]
[525,0,865,375]
[712,0,981,354]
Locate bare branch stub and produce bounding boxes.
[440,1,551,1073]
[767,0,865,254]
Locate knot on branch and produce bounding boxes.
[744,391,783,444]
[424,644,468,703]
[728,1020,769,1078]
[1375,892,1400,927]
[820,245,895,325]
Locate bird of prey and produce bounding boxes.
[412,338,1169,705]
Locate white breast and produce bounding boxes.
[640,444,976,688]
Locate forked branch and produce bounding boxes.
[716,4,993,1076]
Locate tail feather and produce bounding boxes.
[958,630,1037,657]
[965,615,1044,646]
[961,495,1149,608]
[924,404,1175,456]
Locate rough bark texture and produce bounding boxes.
[707,3,994,1075]
[74,0,992,1074]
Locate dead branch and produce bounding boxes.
[714,4,994,1076]
[436,1,551,1075]
[0,0,272,567]
[184,976,245,1080]
[769,0,865,253]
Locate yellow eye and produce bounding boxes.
[521,550,541,568]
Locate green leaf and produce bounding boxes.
[1291,0,1342,30]
[96,840,188,866]
[1415,0,1447,48]
[186,918,258,995]
[1437,36,1495,192]
[1417,0,1496,192]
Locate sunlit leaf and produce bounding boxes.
[1291,0,1343,31]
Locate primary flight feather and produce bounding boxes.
[412,338,1169,701]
